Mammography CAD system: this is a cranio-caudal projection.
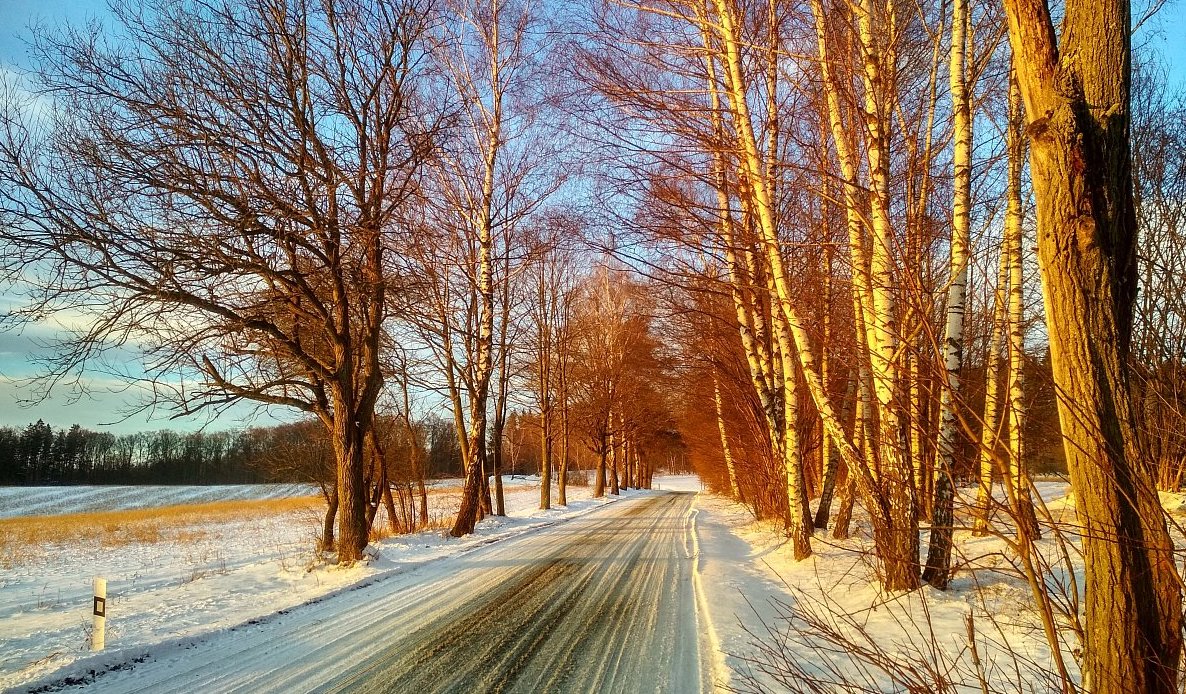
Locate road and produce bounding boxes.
[63,492,713,693]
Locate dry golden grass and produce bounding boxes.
[0,479,547,569]
[0,496,324,569]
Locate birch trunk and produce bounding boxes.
[816,369,856,528]
[710,0,918,587]
[698,33,785,515]
[833,389,864,540]
[856,0,920,591]
[972,259,1007,537]
[773,298,813,558]
[923,0,972,587]
[1003,73,1040,541]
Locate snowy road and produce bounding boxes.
[57,492,712,693]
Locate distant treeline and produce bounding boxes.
[0,417,467,486]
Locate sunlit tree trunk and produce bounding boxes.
[445,0,509,537]
[492,264,513,517]
[1002,73,1040,541]
[608,423,620,495]
[855,0,920,591]
[713,369,741,499]
[709,0,917,587]
[1004,0,1183,686]
[833,388,865,541]
[594,429,607,497]
[972,257,1007,537]
[321,484,338,552]
[772,288,813,558]
[699,34,785,518]
[816,369,855,528]
[558,332,571,506]
[814,241,839,528]
[331,388,369,559]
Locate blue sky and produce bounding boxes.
[0,0,1183,432]
[0,1,286,433]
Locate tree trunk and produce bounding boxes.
[855,0,919,593]
[479,446,492,518]
[833,385,866,540]
[594,431,607,498]
[609,428,620,495]
[540,410,552,510]
[418,476,429,528]
[623,438,632,489]
[815,371,855,528]
[713,370,741,499]
[492,440,506,517]
[774,307,812,559]
[923,0,972,589]
[321,484,338,552]
[832,476,855,540]
[383,482,398,534]
[452,458,484,538]
[332,408,368,562]
[1003,72,1040,541]
[972,274,1006,538]
[558,397,570,506]
[711,0,916,587]
[618,416,629,491]
[1003,0,1183,687]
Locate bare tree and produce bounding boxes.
[0,0,438,562]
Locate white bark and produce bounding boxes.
[923,0,971,586]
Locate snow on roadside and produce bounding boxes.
[651,474,704,493]
[692,485,1079,692]
[0,478,638,692]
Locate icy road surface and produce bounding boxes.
[57,492,714,693]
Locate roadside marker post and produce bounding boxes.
[92,577,106,651]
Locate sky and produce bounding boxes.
[0,1,289,434]
[0,0,1184,433]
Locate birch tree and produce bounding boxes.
[415,0,561,535]
[923,0,973,588]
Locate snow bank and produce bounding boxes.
[692,483,1082,692]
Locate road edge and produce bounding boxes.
[690,492,731,692]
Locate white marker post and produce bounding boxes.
[92,577,106,651]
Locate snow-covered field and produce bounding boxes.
[0,484,319,519]
[0,477,666,691]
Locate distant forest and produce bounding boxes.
[0,417,469,486]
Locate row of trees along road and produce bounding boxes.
[572,0,1186,689]
[0,0,680,555]
[2,0,1186,689]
